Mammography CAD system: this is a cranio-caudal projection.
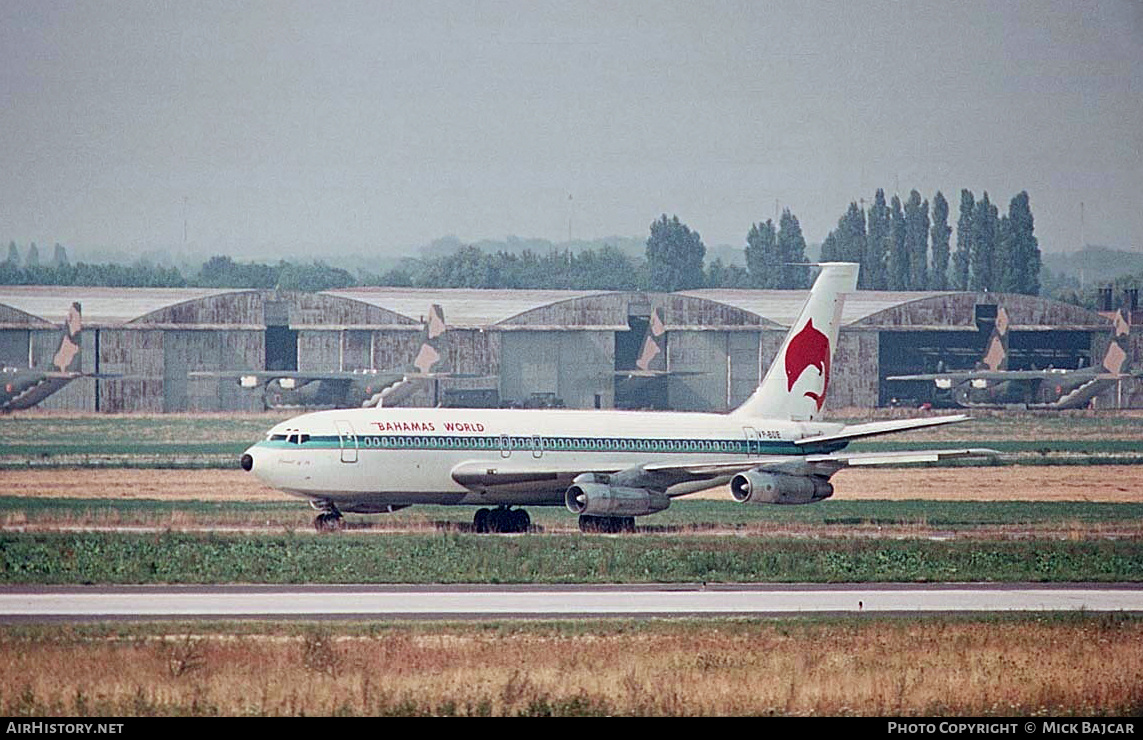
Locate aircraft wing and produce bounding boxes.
[614,369,709,377]
[190,370,403,387]
[888,370,1089,383]
[450,447,998,493]
[642,448,996,479]
[191,369,493,383]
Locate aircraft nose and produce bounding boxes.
[240,452,254,472]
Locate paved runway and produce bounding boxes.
[2,583,1141,620]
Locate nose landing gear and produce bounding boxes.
[310,500,344,532]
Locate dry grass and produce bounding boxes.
[693,465,1143,503]
[3,465,1142,504]
[0,469,285,502]
[1,619,1140,716]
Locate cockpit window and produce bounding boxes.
[269,434,287,441]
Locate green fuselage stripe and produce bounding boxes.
[259,434,840,455]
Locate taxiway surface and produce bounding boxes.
[2,583,1141,621]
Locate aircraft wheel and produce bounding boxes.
[514,509,531,532]
[473,508,491,533]
[314,512,343,532]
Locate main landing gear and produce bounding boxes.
[473,506,531,534]
[578,515,636,534]
[311,500,344,532]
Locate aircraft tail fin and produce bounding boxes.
[635,307,667,372]
[975,306,1009,372]
[51,302,82,373]
[731,263,858,421]
[410,304,450,375]
[1101,310,1131,374]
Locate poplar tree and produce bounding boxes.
[864,190,890,290]
[840,202,867,265]
[903,189,930,290]
[777,208,810,288]
[819,230,840,263]
[929,191,951,290]
[953,189,975,290]
[645,214,706,292]
[970,192,998,291]
[888,194,908,290]
[1006,191,1040,295]
[745,219,780,288]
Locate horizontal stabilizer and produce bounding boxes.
[794,415,970,446]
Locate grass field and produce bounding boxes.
[3,410,1143,467]
[3,495,1143,537]
[1,411,1141,717]
[2,531,1141,584]
[1,616,1140,716]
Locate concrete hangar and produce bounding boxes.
[0,284,1134,412]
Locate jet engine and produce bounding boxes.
[729,470,833,505]
[564,483,670,517]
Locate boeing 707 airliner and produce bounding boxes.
[241,263,995,533]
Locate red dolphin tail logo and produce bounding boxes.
[784,318,831,410]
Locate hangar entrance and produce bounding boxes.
[614,315,668,410]
[1008,330,1092,371]
[264,300,297,372]
[265,326,298,371]
[879,328,1094,407]
[879,329,985,406]
[0,330,28,367]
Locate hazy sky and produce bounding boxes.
[1,0,1140,260]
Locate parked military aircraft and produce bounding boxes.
[241,263,994,533]
[194,304,462,410]
[887,307,1135,410]
[1,303,100,412]
[612,306,710,409]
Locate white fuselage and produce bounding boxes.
[244,406,844,510]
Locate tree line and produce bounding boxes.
[1,191,1040,295]
[0,247,355,292]
[818,188,1041,294]
[633,189,1039,294]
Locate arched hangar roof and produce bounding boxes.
[683,289,1112,330]
[325,287,775,329]
[0,285,1112,332]
[0,287,421,329]
[325,287,609,328]
[0,286,238,327]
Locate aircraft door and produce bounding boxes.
[500,434,511,459]
[742,426,760,457]
[335,420,358,463]
[531,434,543,459]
